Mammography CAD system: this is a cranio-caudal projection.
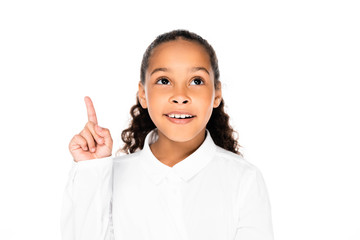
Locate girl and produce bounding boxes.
[62,29,274,240]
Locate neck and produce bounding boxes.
[149,128,207,168]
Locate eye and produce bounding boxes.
[155,77,204,85]
[155,77,170,85]
[190,77,204,85]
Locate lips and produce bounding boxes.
[164,111,196,116]
[165,114,195,124]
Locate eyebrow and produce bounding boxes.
[150,67,210,76]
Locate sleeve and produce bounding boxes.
[60,156,115,240]
[234,167,274,240]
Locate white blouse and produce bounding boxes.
[61,128,274,240]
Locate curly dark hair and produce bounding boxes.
[115,29,242,157]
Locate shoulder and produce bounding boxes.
[213,145,262,178]
[112,150,142,167]
[111,151,143,181]
[213,146,269,199]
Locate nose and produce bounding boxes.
[172,98,189,104]
[170,87,191,104]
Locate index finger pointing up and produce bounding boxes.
[84,96,98,124]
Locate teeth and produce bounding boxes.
[168,114,193,119]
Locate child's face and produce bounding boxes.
[138,39,222,142]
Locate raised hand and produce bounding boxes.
[69,96,113,162]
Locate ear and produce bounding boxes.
[138,81,147,109]
[213,81,222,108]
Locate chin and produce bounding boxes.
[158,125,203,143]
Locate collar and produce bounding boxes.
[139,128,217,185]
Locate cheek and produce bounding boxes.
[196,91,214,111]
[197,88,214,102]
[147,90,164,109]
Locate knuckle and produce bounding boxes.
[86,121,94,129]
[85,131,94,141]
[73,134,81,142]
[70,134,76,141]
[88,135,96,144]
[79,136,86,145]
[82,132,94,145]
[80,127,87,134]
[74,134,85,144]
[79,130,86,138]
[87,140,95,148]
[88,123,98,134]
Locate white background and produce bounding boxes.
[1,0,359,239]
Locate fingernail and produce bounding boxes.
[91,148,95,152]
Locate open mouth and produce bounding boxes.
[164,114,196,124]
[165,114,195,119]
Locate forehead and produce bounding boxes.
[148,39,211,70]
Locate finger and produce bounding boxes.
[86,121,104,145]
[80,128,96,152]
[72,134,89,151]
[84,96,98,125]
[95,125,113,146]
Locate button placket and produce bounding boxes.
[165,171,189,240]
